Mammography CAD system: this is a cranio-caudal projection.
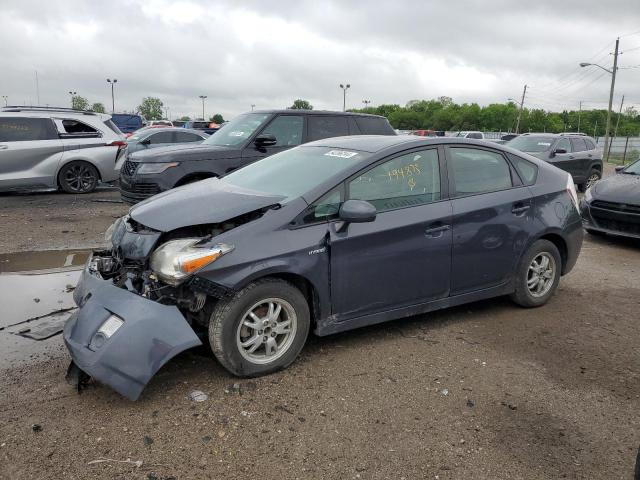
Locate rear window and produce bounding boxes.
[0,117,58,142]
[192,121,209,129]
[585,139,596,150]
[355,116,394,135]
[507,136,555,153]
[570,138,587,152]
[61,119,98,134]
[308,116,349,141]
[111,114,143,127]
[103,119,122,135]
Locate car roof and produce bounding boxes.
[250,109,387,119]
[306,135,515,153]
[131,127,206,136]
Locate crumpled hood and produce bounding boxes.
[129,177,286,231]
[130,143,241,163]
[592,173,640,204]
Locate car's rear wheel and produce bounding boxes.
[209,278,310,377]
[578,169,601,192]
[58,161,99,193]
[510,240,562,308]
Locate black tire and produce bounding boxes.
[585,228,605,237]
[577,168,601,192]
[58,161,99,193]
[209,278,310,377]
[510,239,562,308]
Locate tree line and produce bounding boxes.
[347,96,640,137]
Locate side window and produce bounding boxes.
[570,138,587,152]
[61,119,98,134]
[261,115,303,147]
[308,116,349,141]
[467,132,483,139]
[304,188,343,223]
[0,117,58,142]
[354,117,393,135]
[585,139,596,150]
[507,153,538,186]
[148,131,174,144]
[348,149,441,212]
[450,147,513,197]
[555,138,571,153]
[174,131,202,143]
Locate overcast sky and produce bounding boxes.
[1,0,639,120]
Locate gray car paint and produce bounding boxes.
[64,136,583,400]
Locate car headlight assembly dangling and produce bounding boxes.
[150,238,234,285]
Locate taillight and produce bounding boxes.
[108,140,127,148]
[566,174,579,211]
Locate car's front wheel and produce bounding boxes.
[510,240,562,308]
[209,278,310,377]
[58,161,99,193]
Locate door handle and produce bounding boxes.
[512,204,530,215]
[424,224,450,238]
[569,155,574,159]
[0,145,8,150]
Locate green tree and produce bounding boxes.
[210,113,224,123]
[289,99,313,110]
[71,95,89,111]
[90,102,105,113]
[178,115,191,121]
[137,97,164,120]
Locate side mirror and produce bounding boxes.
[140,138,151,146]
[615,165,625,173]
[552,148,567,156]
[254,134,277,147]
[339,199,377,224]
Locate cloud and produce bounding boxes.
[1,0,638,120]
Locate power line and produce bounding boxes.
[620,28,640,38]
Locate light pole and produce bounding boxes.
[68,91,77,108]
[251,104,256,111]
[106,79,117,112]
[339,83,350,112]
[580,37,619,162]
[1,96,7,107]
[362,99,371,109]
[199,95,207,120]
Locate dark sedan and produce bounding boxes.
[580,158,640,238]
[64,136,583,400]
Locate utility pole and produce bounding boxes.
[35,70,40,106]
[515,84,527,134]
[593,120,598,139]
[603,37,620,163]
[608,94,625,160]
[577,101,582,133]
[68,91,77,108]
[1,96,7,107]
[107,79,118,112]
[251,104,256,111]
[199,95,207,120]
[339,83,350,112]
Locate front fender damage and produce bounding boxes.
[64,268,202,400]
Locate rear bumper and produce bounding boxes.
[63,261,202,400]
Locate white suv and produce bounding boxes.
[0,107,127,193]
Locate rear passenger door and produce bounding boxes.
[0,117,63,189]
[569,137,590,182]
[145,131,175,149]
[446,146,534,296]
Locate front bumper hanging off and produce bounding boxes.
[63,259,202,400]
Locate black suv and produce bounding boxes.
[120,110,396,203]
[505,133,602,191]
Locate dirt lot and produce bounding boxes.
[1,168,639,479]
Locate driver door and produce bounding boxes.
[241,114,305,164]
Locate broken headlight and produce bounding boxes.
[149,238,234,285]
[137,162,179,174]
[104,217,122,242]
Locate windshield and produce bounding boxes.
[203,113,270,147]
[622,159,640,174]
[507,136,555,153]
[454,132,468,137]
[222,146,367,200]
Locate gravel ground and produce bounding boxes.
[1,165,639,479]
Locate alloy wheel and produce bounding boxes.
[236,298,298,364]
[586,173,600,190]
[527,252,556,298]
[64,164,97,193]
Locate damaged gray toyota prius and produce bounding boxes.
[64,135,583,400]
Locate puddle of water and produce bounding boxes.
[0,249,91,367]
[0,249,90,273]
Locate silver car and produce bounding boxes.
[0,106,127,193]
